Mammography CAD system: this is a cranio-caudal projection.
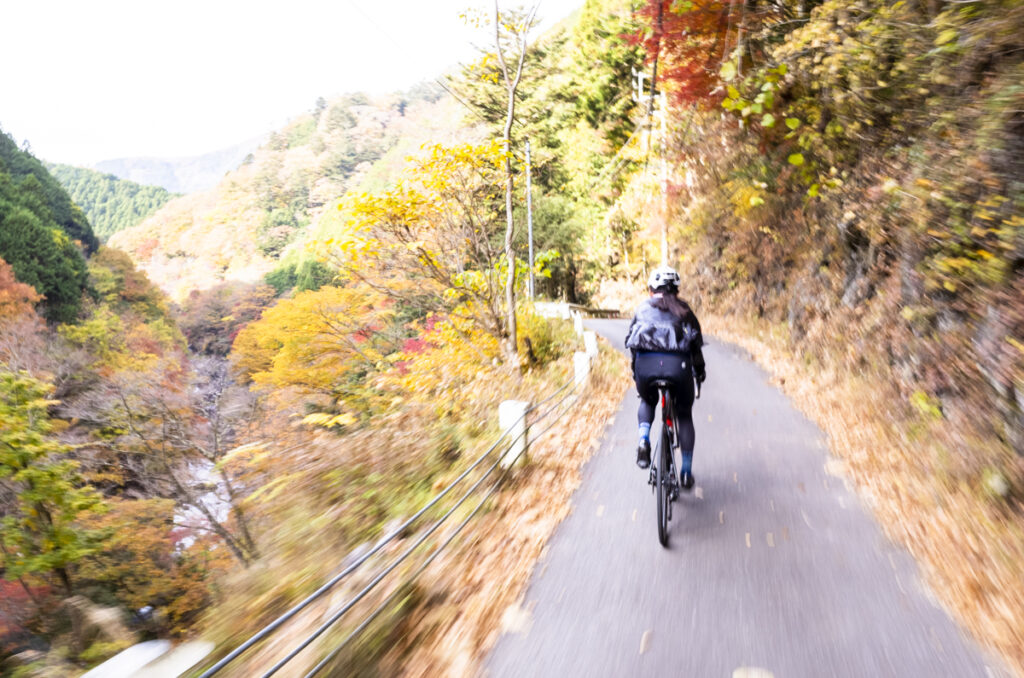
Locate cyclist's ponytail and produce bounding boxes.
[649,287,692,320]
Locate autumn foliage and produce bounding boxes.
[631,1,733,107]
[0,257,41,319]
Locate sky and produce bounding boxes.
[1,0,583,166]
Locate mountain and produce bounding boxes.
[94,136,264,194]
[109,88,459,300]
[47,164,179,240]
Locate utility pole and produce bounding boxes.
[641,1,667,264]
[526,138,535,300]
[659,92,669,266]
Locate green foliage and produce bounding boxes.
[264,259,335,295]
[0,130,98,254]
[285,116,317,149]
[0,129,98,322]
[79,639,134,665]
[0,369,108,593]
[449,0,644,301]
[0,173,91,323]
[48,163,178,239]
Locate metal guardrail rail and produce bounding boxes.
[199,376,584,677]
[568,303,621,319]
[535,301,621,320]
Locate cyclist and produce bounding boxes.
[624,266,706,489]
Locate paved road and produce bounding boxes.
[485,319,1007,678]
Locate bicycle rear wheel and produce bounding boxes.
[656,424,670,547]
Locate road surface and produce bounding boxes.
[485,319,1007,678]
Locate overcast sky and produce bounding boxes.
[2,0,582,166]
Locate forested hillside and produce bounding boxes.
[1,5,641,672]
[109,89,453,300]
[0,136,233,672]
[0,130,97,322]
[47,164,178,240]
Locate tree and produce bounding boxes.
[64,359,262,567]
[0,257,41,319]
[454,0,646,301]
[177,282,277,356]
[0,369,108,595]
[47,163,178,240]
[0,174,91,323]
[76,497,227,635]
[0,128,99,254]
[493,1,540,360]
[321,141,517,350]
[231,285,399,415]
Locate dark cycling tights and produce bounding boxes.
[633,351,696,452]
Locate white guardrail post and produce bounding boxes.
[573,310,584,336]
[583,330,598,358]
[499,400,530,469]
[574,351,590,389]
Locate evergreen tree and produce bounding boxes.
[0,128,96,322]
[0,130,98,253]
[0,174,90,323]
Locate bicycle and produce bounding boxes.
[649,378,701,547]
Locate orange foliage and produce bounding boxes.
[633,0,776,107]
[0,257,42,319]
[76,498,229,636]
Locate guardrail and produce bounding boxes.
[534,301,621,320]
[197,343,603,677]
[568,303,621,319]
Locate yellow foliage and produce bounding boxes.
[385,314,500,417]
[311,140,511,346]
[300,412,358,428]
[231,284,397,412]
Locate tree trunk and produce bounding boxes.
[494,1,538,363]
[56,566,73,596]
[503,140,517,361]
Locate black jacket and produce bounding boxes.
[625,297,705,371]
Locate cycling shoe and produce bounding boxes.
[636,439,651,469]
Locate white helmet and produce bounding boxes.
[647,266,680,291]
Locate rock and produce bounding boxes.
[62,596,135,654]
[7,649,44,667]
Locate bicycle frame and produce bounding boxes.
[649,374,700,546]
